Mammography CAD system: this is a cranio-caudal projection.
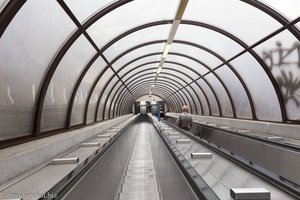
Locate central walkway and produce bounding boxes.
[118,126,161,200]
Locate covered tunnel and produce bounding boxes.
[0,0,300,200]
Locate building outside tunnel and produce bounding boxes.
[0,0,300,200]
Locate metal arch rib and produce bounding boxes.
[33,1,299,134]
[117,76,187,115]
[117,76,188,116]
[119,71,196,114]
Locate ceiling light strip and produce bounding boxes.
[151,0,189,94]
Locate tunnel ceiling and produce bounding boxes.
[0,0,300,141]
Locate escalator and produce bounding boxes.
[58,116,198,200]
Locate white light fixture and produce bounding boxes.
[157,66,162,74]
[148,0,189,95]
[162,44,171,58]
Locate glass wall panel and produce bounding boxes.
[186,86,199,114]
[163,63,199,80]
[254,31,300,121]
[112,84,126,117]
[165,54,209,74]
[161,69,193,83]
[112,43,163,70]
[159,74,186,87]
[205,74,233,117]
[122,63,158,82]
[190,82,209,115]
[64,0,113,23]
[87,0,179,49]
[184,0,281,45]
[108,81,122,118]
[112,43,164,71]
[156,82,178,93]
[215,66,252,119]
[103,25,171,61]
[71,56,106,126]
[175,25,244,60]
[230,53,282,121]
[117,54,161,77]
[0,0,76,139]
[259,0,300,21]
[86,68,114,123]
[98,77,119,120]
[126,77,155,89]
[170,43,223,69]
[41,36,97,131]
[178,90,191,112]
[197,79,220,116]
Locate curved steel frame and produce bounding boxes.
[69,18,290,128]
[104,56,211,117]
[112,79,183,116]
[106,65,183,116]
[98,66,198,120]
[119,73,193,114]
[129,83,180,112]
[121,82,183,115]
[123,79,186,113]
[112,62,205,115]
[117,76,188,116]
[110,80,181,116]
[2,0,300,136]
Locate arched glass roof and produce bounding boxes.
[0,0,299,142]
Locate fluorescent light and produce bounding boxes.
[152,84,155,88]
[157,67,162,74]
[162,44,171,58]
[167,19,181,44]
[175,0,189,20]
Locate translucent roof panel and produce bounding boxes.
[197,79,220,116]
[186,86,199,114]
[259,0,300,21]
[71,56,106,126]
[126,76,155,89]
[165,54,209,75]
[191,82,210,115]
[174,24,244,60]
[41,36,97,132]
[64,0,114,23]
[178,90,191,112]
[111,84,126,117]
[170,43,223,69]
[112,43,164,72]
[87,0,179,49]
[0,0,76,138]
[118,55,161,78]
[97,77,119,120]
[103,24,171,61]
[86,68,114,124]
[160,69,193,83]
[159,74,187,87]
[124,70,156,85]
[108,81,122,119]
[254,30,300,121]
[205,74,233,117]
[183,0,281,45]
[297,22,300,30]
[163,63,199,80]
[230,53,282,121]
[121,63,157,81]
[215,66,252,119]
